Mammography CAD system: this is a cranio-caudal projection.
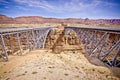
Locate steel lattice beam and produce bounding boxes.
[0,27,53,61]
[66,27,120,67]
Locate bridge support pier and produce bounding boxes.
[0,34,8,61]
[17,33,22,55]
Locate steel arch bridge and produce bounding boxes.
[0,27,54,61]
[0,26,120,67]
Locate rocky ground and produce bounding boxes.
[0,49,120,80]
[0,24,120,80]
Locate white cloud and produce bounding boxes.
[59,0,95,11]
[14,0,117,13]
[0,0,9,5]
[0,0,8,3]
[14,0,55,10]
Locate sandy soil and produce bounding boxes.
[0,23,120,28]
[0,49,120,80]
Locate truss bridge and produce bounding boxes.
[0,26,120,67]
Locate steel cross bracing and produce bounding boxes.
[66,27,120,67]
[0,27,54,61]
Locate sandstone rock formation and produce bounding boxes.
[45,24,81,53]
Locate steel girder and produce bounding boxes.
[66,27,120,67]
[0,27,53,61]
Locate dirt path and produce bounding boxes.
[0,50,120,80]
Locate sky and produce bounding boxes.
[0,0,120,19]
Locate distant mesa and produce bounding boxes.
[0,14,120,24]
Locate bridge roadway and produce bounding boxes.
[0,26,120,67]
[68,26,120,33]
[0,26,120,33]
[0,27,51,34]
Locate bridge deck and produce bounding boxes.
[0,27,51,34]
[0,26,120,34]
[68,26,120,33]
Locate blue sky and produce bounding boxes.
[0,0,120,19]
